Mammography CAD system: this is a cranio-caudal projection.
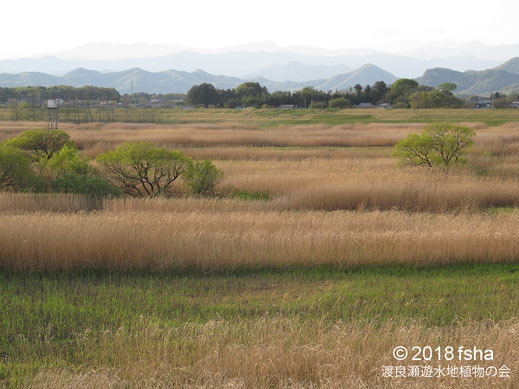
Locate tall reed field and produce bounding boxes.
[3,204,519,272]
[3,117,519,388]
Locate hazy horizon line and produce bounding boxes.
[4,39,519,61]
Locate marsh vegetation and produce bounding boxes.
[2,111,519,387]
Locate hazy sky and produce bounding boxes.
[3,0,518,58]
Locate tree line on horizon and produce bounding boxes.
[1,80,517,116]
[0,85,121,104]
[0,86,185,106]
[185,80,467,109]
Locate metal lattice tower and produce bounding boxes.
[46,99,58,129]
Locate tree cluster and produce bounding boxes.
[96,142,222,197]
[387,79,465,108]
[0,128,119,197]
[185,80,465,109]
[0,86,121,104]
[185,81,391,108]
[0,128,224,198]
[489,92,519,108]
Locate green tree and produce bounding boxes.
[409,90,464,108]
[354,84,363,97]
[5,129,74,162]
[328,97,351,109]
[391,79,419,96]
[392,133,436,167]
[184,160,223,197]
[371,81,389,103]
[493,97,511,108]
[235,82,268,98]
[425,123,475,166]
[96,142,192,197]
[293,87,328,108]
[8,100,29,121]
[186,83,220,107]
[392,123,475,167]
[438,83,457,94]
[0,145,33,189]
[236,82,269,107]
[45,145,90,178]
[390,79,419,107]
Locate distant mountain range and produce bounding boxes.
[0,64,398,94]
[416,58,519,95]
[0,51,501,80]
[1,57,518,96]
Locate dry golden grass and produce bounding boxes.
[471,123,519,157]
[2,199,519,271]
[3,120,519,161]
[1,120,518,150]
[0,192,103,213]
[27,317,519,388]
[70,122,409,152]
[182,146,390,161]
[278,177,519,211]
[1,122,519,268]
[211,156,519,208]
[2,121,514,209]
[0,121,427,153]
[1,119,519,272]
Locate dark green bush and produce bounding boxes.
[21,174,48,193]
[184,160,223,197]
[52,174,122,198]
[328,97,351,109]
[0,145,33,190]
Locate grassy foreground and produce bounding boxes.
[2,264,519,387]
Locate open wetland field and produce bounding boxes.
[3,109,519,388]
